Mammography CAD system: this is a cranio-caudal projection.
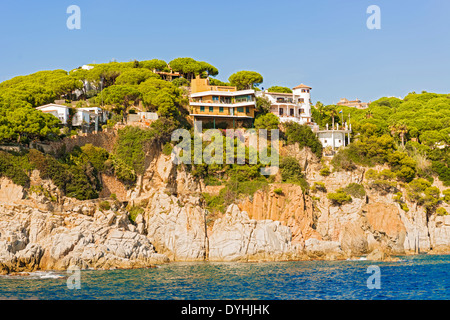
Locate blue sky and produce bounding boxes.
[1,0,450,104]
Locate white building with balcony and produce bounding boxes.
[36,104,71,124]
[312,122,352,153]
[37,103,101,132]
[256,83,313,125]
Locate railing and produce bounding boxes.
[191,99,255,104]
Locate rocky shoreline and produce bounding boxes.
[1,147,450,274]
[1,195,449,275]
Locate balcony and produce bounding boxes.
[190,99,256,108]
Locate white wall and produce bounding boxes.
[317,131,346,149]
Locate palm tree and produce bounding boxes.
[329,108,339,129]
[390,123,409,147]
[397,123,408,147]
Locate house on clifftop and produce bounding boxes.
[189,76,256,129]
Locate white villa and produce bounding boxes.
[256,84,313,125]
[313,122,352,152]
[37,103,105,132]
[36,104,71,124]
[77,106,109,123]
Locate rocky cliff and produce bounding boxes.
[1,144,450,274]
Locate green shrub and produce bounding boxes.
[111,155,136,184]
[0,151,31,187]
[99,201,111,211]
[365,169,397,193]
[171,77,190,87]
[273,188,283,195]
[343,183,366,198]
[332,134,396,170]
[228,178,269,197]
[28,149,71,192]
[115,126,152,177]
[204,176,222,186]
[327,189,352,206]
[437,207,448,216]
[65,164,100,200]
[441,189,450,204]
[128,206,144,223]
[331,149,358,172]
[311,182,327,193]
[283,122,323,159]
[80,144,110,172]
[110,193,117,200]
[162,142,173,156]
[406,178,441,210]
[280,157,309,191]
[394,191,410,212]
[202,192,226,214]
[431,161,450,186]
[254,113,280,130]
[319,166,331,176]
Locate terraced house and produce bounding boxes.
[256,83,313,125]
[189,76,256,128]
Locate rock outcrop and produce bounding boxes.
[0,204,168,274]
[144,191,207,261]
[208,204,293,261]
[1,143,450,273]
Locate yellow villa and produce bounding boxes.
[189,76,256,128]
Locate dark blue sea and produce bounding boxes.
[1,254,449,300]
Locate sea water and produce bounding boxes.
[0,254,449,300]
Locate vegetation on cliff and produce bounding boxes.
[0,58,449,213]
[314,92,449,213]
[315,92,450,187]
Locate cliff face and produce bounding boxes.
[1,145,450,273]
[0,203,168,275]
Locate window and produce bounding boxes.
[200,106,205,112]
[212,96,219,102]
[279,108,284,115]
[237,107,244,113]
[324,140,327,144]
[209,107,214,112]
[235,95,250,103]
[298,98,304,103]
[219,107,224,113]
[300,108,305,114]
[290,109,294,116]
[246,107,250,113]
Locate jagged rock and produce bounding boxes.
[304,238,346,259]
[0,178,24,203]
[366,202,406,254]
[366,249,386,261]
[1,144,450,273]
[144,191,207,261]
[208,204,294,261]
[0,204,169,274]
[106,212,116,226]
